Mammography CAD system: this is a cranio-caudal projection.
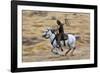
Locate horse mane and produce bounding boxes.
[51,29,55,34]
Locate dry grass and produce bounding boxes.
[22,10,90,62]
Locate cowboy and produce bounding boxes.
[55,20,66,51]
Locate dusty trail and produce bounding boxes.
[22,46,90,62]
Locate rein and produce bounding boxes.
[50,31,56,45]
[51,36,56,45]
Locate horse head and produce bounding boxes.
[42,28,52,39]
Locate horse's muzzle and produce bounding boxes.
[42,35,46,38]
[42,34,49,39]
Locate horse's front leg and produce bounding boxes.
[51,43,58,54]
[56,47,65,56]
[59,47,63,52]
[51,47,59,55]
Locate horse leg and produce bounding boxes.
[70,47,76,56]
[60,47,63,51]
[65,43,71,56]
[65,48,71,56]
[51,48,59,55]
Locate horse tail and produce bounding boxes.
[75,35,80,40]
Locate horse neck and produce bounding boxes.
[49,32,55,42]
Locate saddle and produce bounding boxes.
[51,33,68,46]
[60,34,68,40]
[57,33,68,46]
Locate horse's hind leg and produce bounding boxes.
[65,43,72,56]
[65,48,71,56]
[70,47,76,56]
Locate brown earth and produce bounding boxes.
[22,10,90,62]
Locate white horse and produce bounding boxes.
[42,28,79,56]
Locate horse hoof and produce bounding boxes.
[60,54,64,56]
[64,54,67,56]
[70,54,74,56]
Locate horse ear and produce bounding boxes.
[47,27,51,30]
[51,29,55,33]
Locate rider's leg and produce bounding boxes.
[58,34,63,51]
[62,33,66,46]
[56,33,63,51]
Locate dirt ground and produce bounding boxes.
[22,10,90,62]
